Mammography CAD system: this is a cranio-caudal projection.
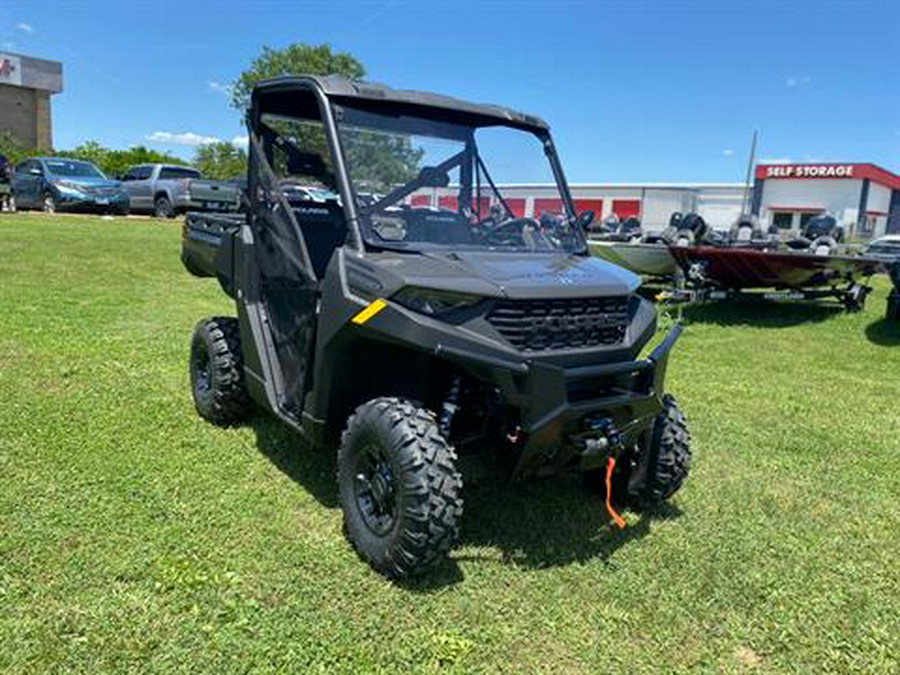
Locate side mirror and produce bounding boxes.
[576,210,595,230]
[29,167,42,176]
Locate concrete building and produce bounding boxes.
[413,162,899,239]
[414,182,747,232]
[0,51,63,151]
[751,163,900,238]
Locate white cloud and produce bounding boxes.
[722,149,735,157]
[786,75,812,87]
[208,80,233,95]
[231,135,249,150]
[16,22,33,33]
[147,131,222,146]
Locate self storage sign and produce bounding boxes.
[764,164,854,179]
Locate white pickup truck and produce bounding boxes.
[120,163,242,217]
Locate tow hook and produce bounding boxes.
[586,418,627,529]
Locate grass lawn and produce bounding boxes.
[1,213,898,673]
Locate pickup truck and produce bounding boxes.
[120,163,242,217]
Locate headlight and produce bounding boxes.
[53,180,86,194]
[392,287,482,316]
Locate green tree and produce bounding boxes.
[230,43,425,195]
[0,130,35,165]
[231,43,365,113]
[193,142,248,180]
[55,143,186,178]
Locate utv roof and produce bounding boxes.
[252,75,549,132]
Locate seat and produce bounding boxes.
[292,200,348,280]
[404,209,474,245]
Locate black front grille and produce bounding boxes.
[487,296,629,352]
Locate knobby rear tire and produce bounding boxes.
[189,317,251,426]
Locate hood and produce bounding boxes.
[449,252,640,298]
[371,251,640,299]
[51,176,122,189]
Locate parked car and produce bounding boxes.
[865,234,900,259]
[10,157,130,214]
[119,164,242,218]
[280,180,337,203]
[0,153,11,211]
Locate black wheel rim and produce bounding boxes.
[192,342,212,398]
[353,441,399,536]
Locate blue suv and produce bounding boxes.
[10,157,130,215]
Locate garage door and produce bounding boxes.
[438,195,458,211]
[472,196,491,215]
[612,199,641,218]
[534,197,563,215]
[574,198,602,215]
[503,198,526,218]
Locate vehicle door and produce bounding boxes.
[242,89,346,417]
[11,160,42,207]
[121,165,154,211]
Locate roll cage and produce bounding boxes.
[248,75,581,255]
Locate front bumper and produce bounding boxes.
[55,190,130,212]
[438,325,683,480]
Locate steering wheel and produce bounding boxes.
[480,217,543,248]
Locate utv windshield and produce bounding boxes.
[335,105,585,254]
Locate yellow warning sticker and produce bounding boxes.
[351,298,388,325]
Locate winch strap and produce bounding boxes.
[605,456,627,529]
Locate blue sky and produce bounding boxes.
[1,0,897,182]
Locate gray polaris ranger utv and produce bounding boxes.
[181,75,691,578]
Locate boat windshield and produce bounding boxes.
[335,105,585,254]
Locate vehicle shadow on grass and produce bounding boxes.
[250,415,339,508]
[403,478,683,593]
[865,317,900,346]
[249,418,682,591]
[673,298,840,328]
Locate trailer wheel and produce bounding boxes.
[154,195,175,218]
[189,317,251,425]
[338,398,463,579]
[843,284,869,312]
